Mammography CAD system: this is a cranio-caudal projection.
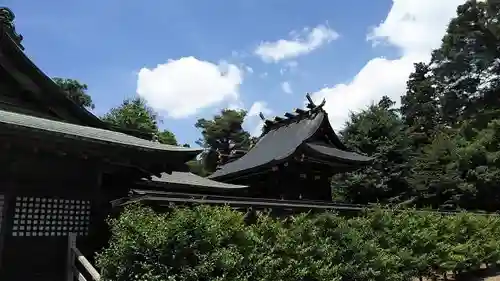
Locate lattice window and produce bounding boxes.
[11,196,91,237]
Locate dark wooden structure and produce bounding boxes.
[0,6,373,280]
[208,94,373,201]
[113,96,374,218]
[0,8,202,280]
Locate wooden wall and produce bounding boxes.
[0,149,102,281]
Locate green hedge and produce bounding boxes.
[97,205,500,281]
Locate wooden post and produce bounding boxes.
[66,232,77,281]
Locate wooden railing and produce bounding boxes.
[66,232,101,281]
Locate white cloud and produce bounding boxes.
[281,81,293,94]
[280,61,299,75]
[227,100,245,111]
[136,56,243,119]
[247,101,272,117]
[244,101,273,137]
[311,0,465,130]
[255,24,339,63]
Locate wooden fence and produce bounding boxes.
[66,233,101,281]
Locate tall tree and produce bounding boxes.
[53,77,95,109]
[102,97,178,145]
[195,109,251,173]
[408,129,466,209]
[410,119,500,211]
[400,62,441,150]
[331,96,413,204]
[431,0,500,127]
[403,0,500,211]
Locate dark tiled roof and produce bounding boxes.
[1,23,108,128]
[209,110,325,180]
[209,107,371,180]
[305,143,373,163]
[149,172,247,189]
[0,109,202,154]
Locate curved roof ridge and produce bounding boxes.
[209,110,326,180]
[259,93,326,135]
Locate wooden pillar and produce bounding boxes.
[80,162,106,263]
[0,145,22,278]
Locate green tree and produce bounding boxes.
[431,0,500,127]
[195,109,252,173]
[406,0,500,211]
[157,130,178,146]
[53,77,95,109]
[332,96,413,204]
[400,63,441,150]
[409,129,466,209]
[411,119,500,211]
[102,97,178,145]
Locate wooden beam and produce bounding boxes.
[306,93,315,108]
[259,112,265,120]
[264,120,274,127]
[295,108,306,114]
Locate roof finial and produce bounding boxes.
[318,98,326,108]
[259,112,266,121]
[0,7,24,50]
[305,93,326,110]
[305,93,318,109]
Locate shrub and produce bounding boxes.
[97,205,500,281]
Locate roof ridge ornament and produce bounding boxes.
[305,93,326,111]
[0,7,24,50]
[259,112,266,121]
[261,93,327,134]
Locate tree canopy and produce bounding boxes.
[101,97,179,146]
[333,0,500,211]
[331,96,413,204]
[53,77,95,109]
[195,109,252,173]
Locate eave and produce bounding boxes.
[0,25,108,127]
[0,109,202,174]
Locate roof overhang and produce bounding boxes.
[0,24,109,127]
[302,142,373,164]
[0,109,202,173]
[137,171,248,193]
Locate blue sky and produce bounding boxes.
[4,0,464,146]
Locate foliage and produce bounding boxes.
[430,0,500,127]
[97,205,500,281]
[157,130,179,146]
[102,97,179,145]
[332,0,500,210]
[102,97,160,135]
[53,77,95,109]
[411,119,500,211]
[195,109,252,173]
[400,62,441,150]
[332,96,413,204]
